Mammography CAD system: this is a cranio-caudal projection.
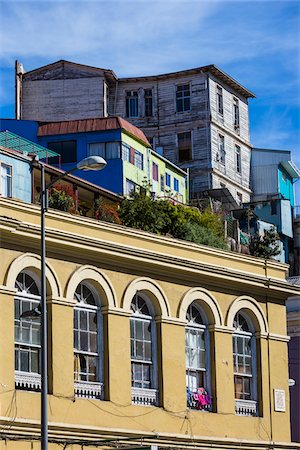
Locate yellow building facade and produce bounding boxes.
[0,197,299,450]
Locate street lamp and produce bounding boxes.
[36,156,106,450]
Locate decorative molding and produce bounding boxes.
[155,316,186,326]
[208,325,235,334]
[101,306,131,317]
[131,387,158,406]
[122,278,170,317]
[65,265,116,308]
[235,399,257,416]
[268,333,290,342]
[178,287,223,326]
[74,381,103,400]
[0,285,16,296]
[226,296,269,334]
[254,331,268,339]
[5,252,61,297]
[48,296,76,307]
[15,371,41,391]
[0,199,290,272]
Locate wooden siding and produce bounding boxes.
[19,63,253,198]
[209,75,250,143]
[22,77,104,121]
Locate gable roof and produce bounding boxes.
[37,117,151,147]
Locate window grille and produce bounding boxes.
[144,89,153,117]
[233,312,257,416]
[126,91,139,117]
[185,303,211,410]
[176,84,191,112]
[130,294,158,405]
[14,271,41,390]
[74,282,103,399]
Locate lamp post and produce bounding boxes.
[37,156,107,450]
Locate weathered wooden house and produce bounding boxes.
[15,60,255,204]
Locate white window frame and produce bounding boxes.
[233,312,257,416]
[185,303,211,410]
[0,161,13,197]
[130,294,158,406]
[14,270,41,391]
[73,281,104,399]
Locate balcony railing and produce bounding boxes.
[132,387,158,406]
[235,399,257,416]
[15,371,41,391]
[74,381,104,399]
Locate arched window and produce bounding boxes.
[186,302,211,410]
[233,311,257,416]
[74,282,103,399]
[14,270,41,390]
[130,294,158,406]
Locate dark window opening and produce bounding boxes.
[47,140,77,164]
[178,132,192,162]
[144,89,153,117]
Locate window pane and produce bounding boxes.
[135,321,143,340]
[20,349,29,372]
[235,376,243,399]
[143,365,150,383]
[106,142,120,159]
[32,324,40,345]
[144,341,152,361]
[31,350,39,373]
[80,331,89,351]
[143,321,151,341]
[136,341,144,359]
[89,312,97,332]
[90,333,97,353]
[88,142,105,158]
[80,310,87,330]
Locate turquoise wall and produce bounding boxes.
[278,165,294,206]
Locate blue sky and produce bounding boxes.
[0,0,299,201]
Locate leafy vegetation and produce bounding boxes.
[48,183,75,212]
[119,189,227,250]
[94,198,121,224]
[249,227,281,259]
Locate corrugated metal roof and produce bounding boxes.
[37,117,150,147]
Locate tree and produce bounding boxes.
[119,189,227,250]
[249,227,281,259]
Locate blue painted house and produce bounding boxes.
[250,148,300,264]
[1,117,188,202]
[0,147,32,202]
